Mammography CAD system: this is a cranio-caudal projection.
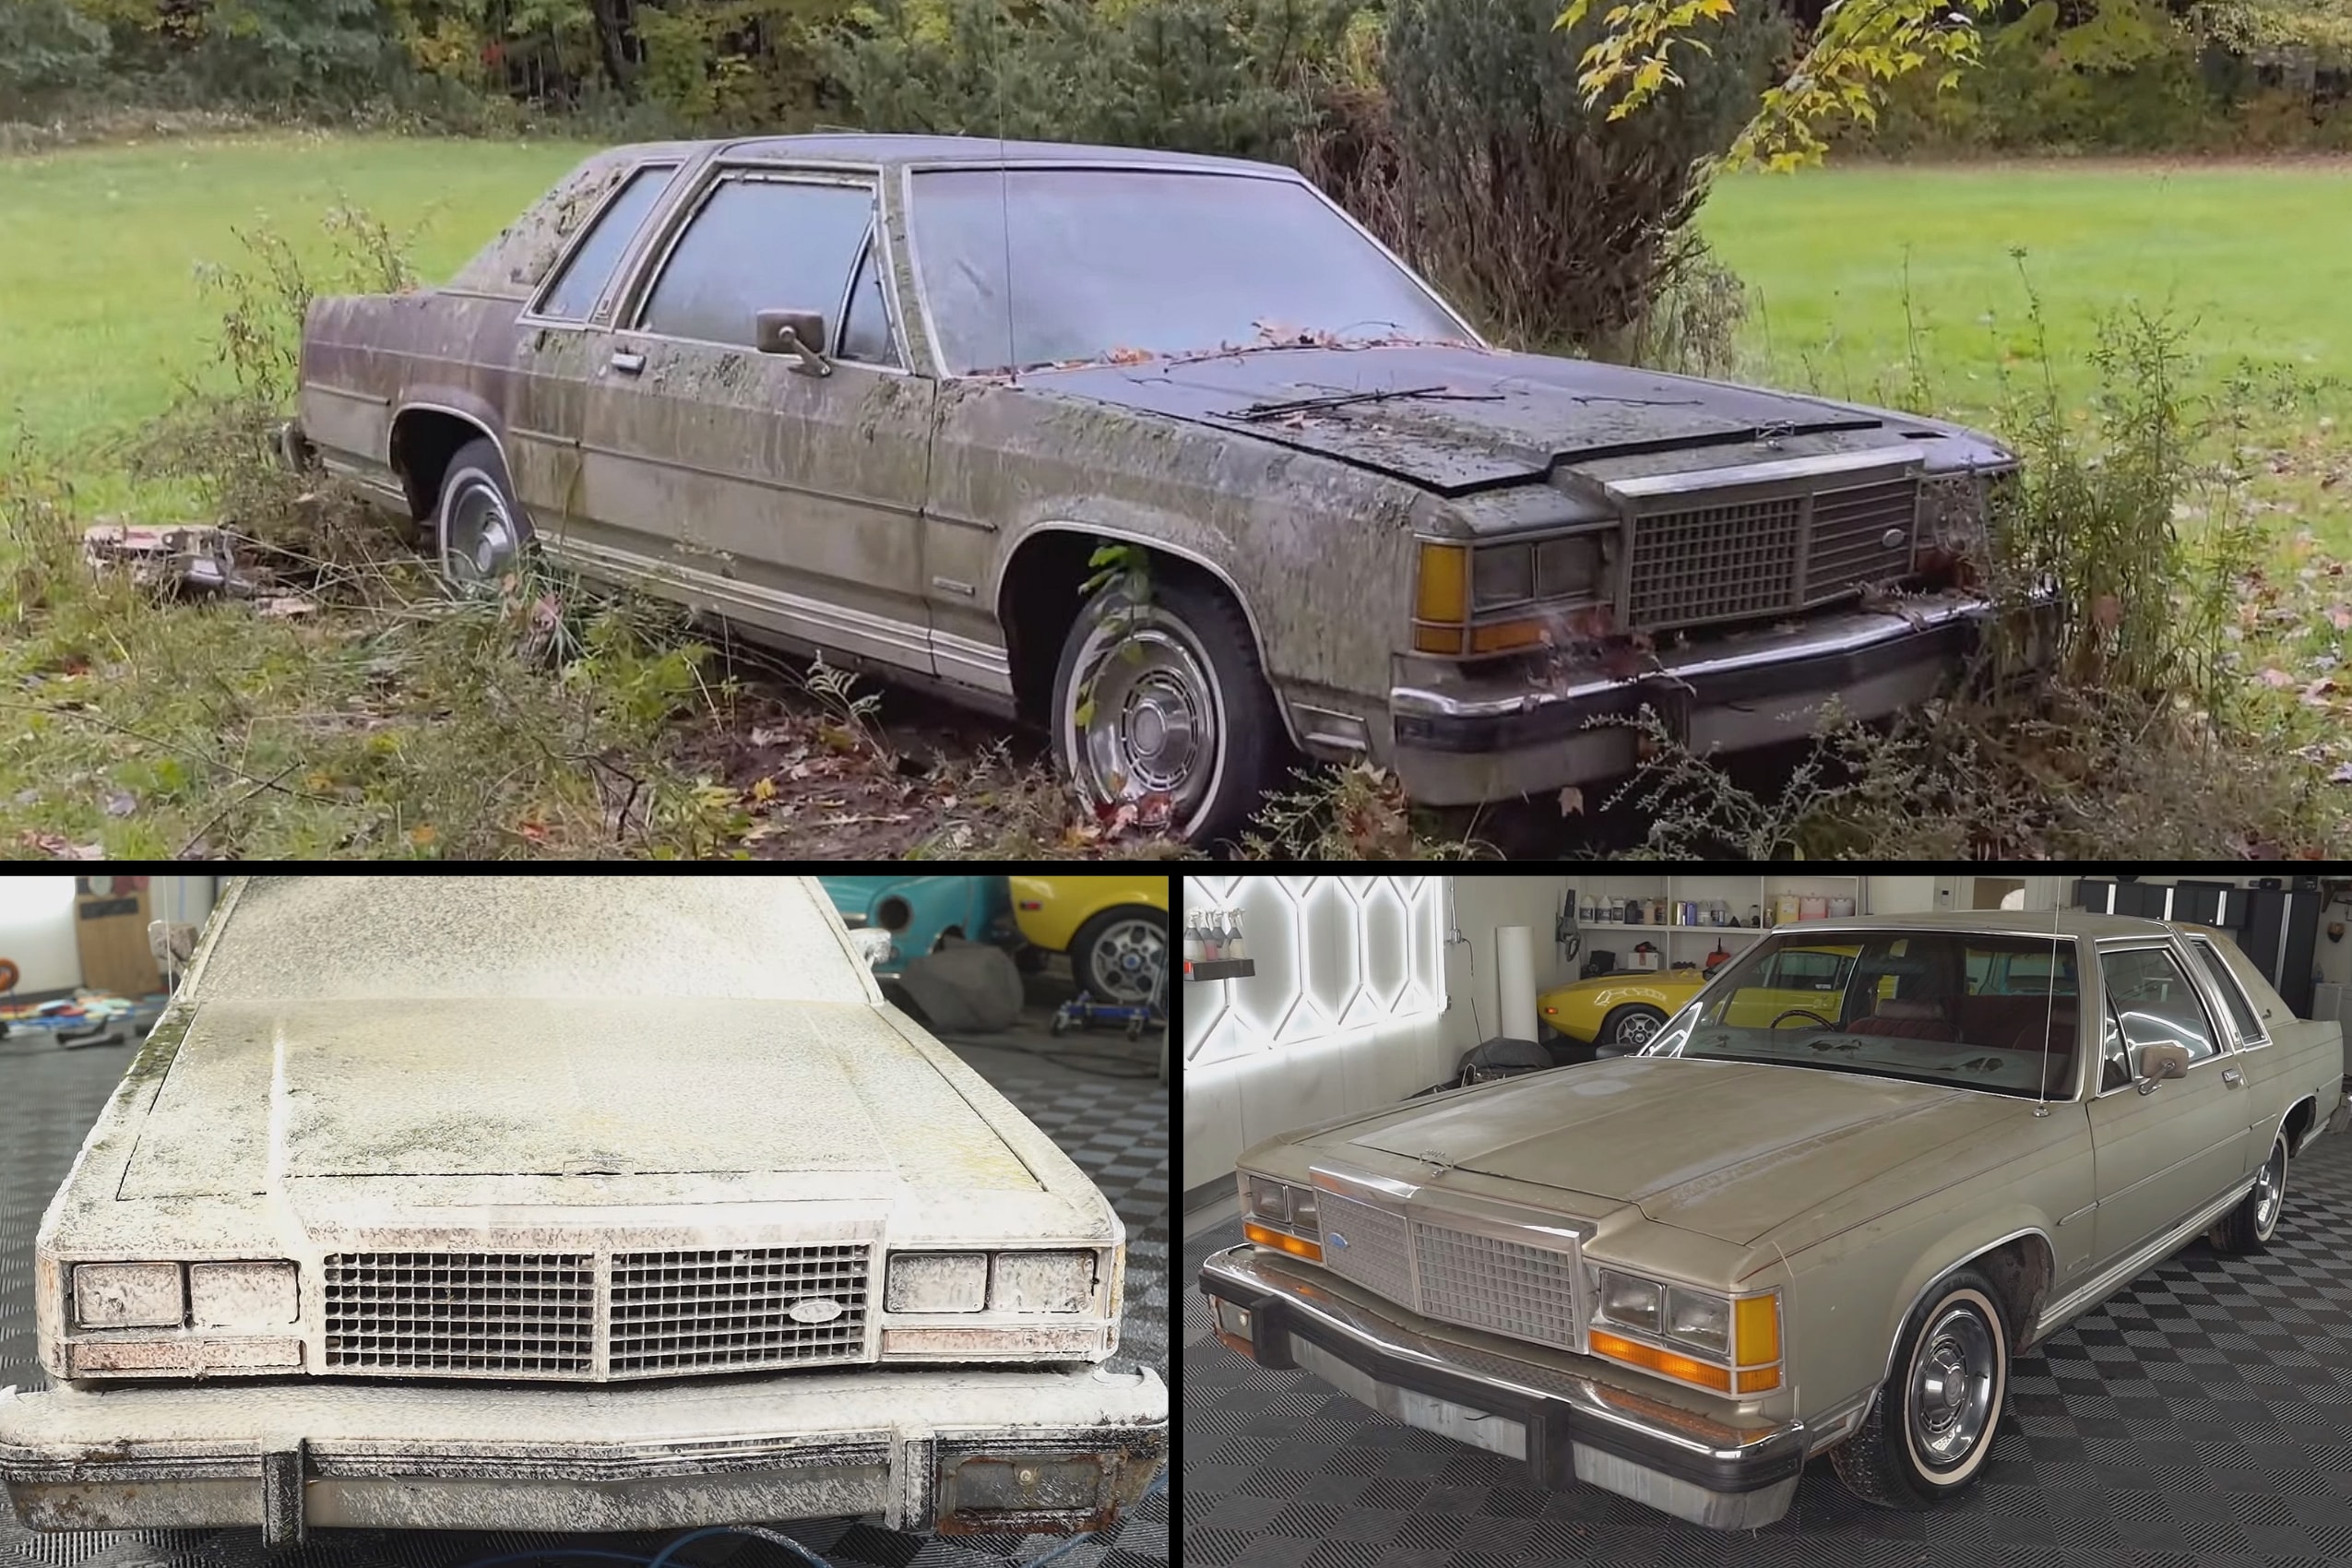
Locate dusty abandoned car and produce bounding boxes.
[292,135,2026,843]
[0,875,1165,1544]
[1203,913,2342,1527]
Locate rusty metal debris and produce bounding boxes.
[81,520,317,618]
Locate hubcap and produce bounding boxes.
[2255,1144,2284,1233]
[1907,1303,1996,1468]
[1618,1013,1660,1048]
[1068,617,1220,826]
[1087,917,1167,1005]
[445,479,517,588]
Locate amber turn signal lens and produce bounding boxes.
[1468,619,1545,654]
[1243,1221,1324,1263]
[1734,1294,1780,1366]
[1736,1367,1782,1394]
[1588,1328,1732,1392]
[1415,541,1469,624]
[1412,624,1467,655]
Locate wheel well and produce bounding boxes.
[1973,1232,2055,1344]
[2283,1096,2317,1152]
[389,409,494,522]
[993,534,1257,726]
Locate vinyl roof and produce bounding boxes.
[718,132,1287,174]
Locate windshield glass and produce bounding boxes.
[191,876,872,1003]
[908,167,1468,374]
[1642,931,2080,1099]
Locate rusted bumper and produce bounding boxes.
[0,1362,1166,1546]
[1387,588,2049,805]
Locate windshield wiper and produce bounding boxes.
[1234,385,1505,422]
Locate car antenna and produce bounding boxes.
[994,24,1016,385]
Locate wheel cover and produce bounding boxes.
[1615,1011,1661,1048]
[1908,1303,1997,1468]
[2254,1142,2285,1234]
[1065,614,1222,828]
[445,477,517,586]
[1086,917,1166,1005]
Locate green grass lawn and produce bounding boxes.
[1702,160,2352,418]
[0,133,592,459]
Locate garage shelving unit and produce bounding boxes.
[1567,873,1869,972]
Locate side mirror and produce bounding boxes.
[755,308,833,377]
[2132,1040,2192,1095]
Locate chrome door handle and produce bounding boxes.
[2222,1067,2243,1087]
[609,351,646,375]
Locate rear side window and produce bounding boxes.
[640,178,874,348]
[534,165,674,322]
[2104,946,2220,1064]
[2189,938,2266,1042]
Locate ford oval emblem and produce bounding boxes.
[1329,1231,1349,1250]
[788,1297,846,1324]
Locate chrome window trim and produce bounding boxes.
[896,160,1484,378]
[2097,937,2227,1071]
[829,224,907,372]
[2182,934,2270,1051]
[618,164,881,347]
[518,160,683,330]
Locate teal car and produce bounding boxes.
[816,875,1016,976]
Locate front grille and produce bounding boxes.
[612,1246,869,1374]
[1624,474,1921,631]
[1310,1194,1580,1355]
[1415,1225,1579,1348]
[1321,1193,1415,1305]
[1803,478,1918,601]
[1627,495,1801,627]
[324,1253,593,1376]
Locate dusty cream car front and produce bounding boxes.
[0,876,1167,1545]
[1201,914,2343,1528]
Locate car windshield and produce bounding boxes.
[189,876,873,1004]
[908,167,1469,374]
[1641,931,2080,1099]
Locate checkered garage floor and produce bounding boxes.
[0,981,1168,1568]
[1185,1123,2352,1567]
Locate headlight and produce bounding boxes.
[1239,1172,1324,1262]
[990,1251,1094,1313]
[1597,1269,1661,1334]
[74,1262,183,1328]
[886,1253,987,1313]
[1473,543,1534,609]
[1537,535,1599,599]
[1666,1286,1729,1355]
[188,1261,298,1330]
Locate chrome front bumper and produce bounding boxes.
[0,1362,1166,1546]
[1199,1245,1805,1530]
[1387,588,2040,805]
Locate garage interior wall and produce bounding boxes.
[0,876,217,996]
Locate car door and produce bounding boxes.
[569,165,935,673]
[503,159,685,540]
[2085,940,2252,1269]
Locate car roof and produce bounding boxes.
[708,132,1290,176]
[1767,910,2192,941]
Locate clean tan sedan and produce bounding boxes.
[1201,912,2344,1528]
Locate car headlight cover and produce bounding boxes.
[74,1262,183,1328]
[886,1252,987,1313]
[1472,543,1535,609]
[1598,1269,1661,1334]
[990,1251,1094,1313]
[1666,1287,1729,1356]
[188,1261,298,1331]
[1240,1172,1324,1261]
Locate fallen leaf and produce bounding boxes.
[1104,346,1153,365]
[2334,763,2352,784]
[751,776,778,803]
[2332,606,2352,632]
[408,824,439,848]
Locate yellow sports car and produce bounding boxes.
[1539,945,1860,1051]
[1009,875,1169,1005]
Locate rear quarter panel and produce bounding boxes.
[302,291,528,500]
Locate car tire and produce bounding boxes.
[1070,905,1168,1006]
[435,436,533,592]
[1051,569,1286,847]
[1596,1004,1669,1055]
[2213,1135,2287,1255]
[1829,1265,2010,1509]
